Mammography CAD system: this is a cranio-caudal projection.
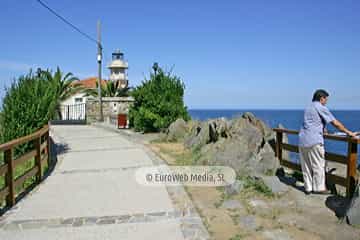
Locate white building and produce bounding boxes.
[59,49,129,120]
[60,77,102,120]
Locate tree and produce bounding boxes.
[84,80,131,97]
[129,65,190,132]
[41,67,82,119]
[0,68,81,144]
[1,71,57,143]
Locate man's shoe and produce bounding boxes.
[304,190,312,195]
[312,189,331,195]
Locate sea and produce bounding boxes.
[188,109,360,165]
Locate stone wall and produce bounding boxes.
[86,97,134,124]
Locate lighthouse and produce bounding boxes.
[108,49,129,88]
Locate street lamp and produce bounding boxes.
[152,62,159,76]
[36,68,42,77]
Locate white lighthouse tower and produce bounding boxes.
[107,49,129,88]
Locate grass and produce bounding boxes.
[154,142,195,166]
[153,139,275,199]
[240,176,274,198]
[229,234,244,240]
[0,149,49,206]
[214,187,227,208]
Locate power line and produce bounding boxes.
[35,0,99,45]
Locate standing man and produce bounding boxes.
[299,89,357,194]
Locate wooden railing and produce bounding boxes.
[273,128,359,198]
[0,125,50,208]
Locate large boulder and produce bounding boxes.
[166,118,188,142]
[198,121,273,176]
[208,118,229,142]
[182,113,280,176]
[242,112,274,141]
[254,142,280,175]
[346,184,360,225]
[184,121,210,150]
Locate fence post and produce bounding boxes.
[46,130,51,167]
[276,131,283,164]
[35,135,43,182]
[346,140,358,198]
[4,148,15,207]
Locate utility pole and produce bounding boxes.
[97,20,103,121]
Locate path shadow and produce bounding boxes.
[275,167,351,221]
[42,137,69,179]
[276,168,305,193]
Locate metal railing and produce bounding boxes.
[60,103,86,121]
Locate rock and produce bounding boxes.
[239,215,258,230]
[199,136,262,176]
[254,142,280,175]
[199,130,278,176]
[185,113,280,176]
[249,199,268,208]
[259,176,289,194]
[242,112,274,141]
[166,118,188,142]
[224,180,244,196]
[346,184,360,225]
[221,200,244,210]
[263,229,292,240]
[184,121,210,150]
[208,118,229,142]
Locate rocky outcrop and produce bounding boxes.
[173,113,281,176]
[346,184,360,225]
[184,120,210,150]
[165,118,188,142]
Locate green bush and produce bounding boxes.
[0,68,80,144]
[129,66,190,132]
[0,71,57,144]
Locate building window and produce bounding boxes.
[75,98,83,104]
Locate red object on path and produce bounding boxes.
[118,114,127,128]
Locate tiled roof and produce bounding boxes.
[72,77,107,89]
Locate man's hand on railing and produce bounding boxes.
[331,119,358,138]
[345,130,357,138]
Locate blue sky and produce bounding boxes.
[0,0,359,109]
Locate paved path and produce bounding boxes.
[0,125,208,240]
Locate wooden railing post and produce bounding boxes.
[35,135,43,182]
[46,131,51,167]
[276,131,283,164]
[4,148,15,206]
[346,141,358,198]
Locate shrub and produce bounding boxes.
[0,68,80,144]
[129,66,190,132]
[0,71,57,143]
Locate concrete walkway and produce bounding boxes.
[0,125,208,240]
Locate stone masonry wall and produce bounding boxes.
[86,97,134,124]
